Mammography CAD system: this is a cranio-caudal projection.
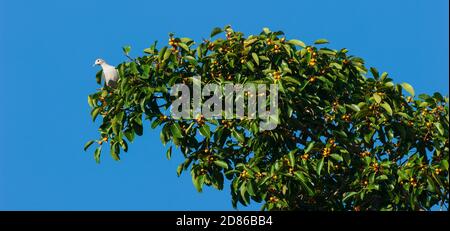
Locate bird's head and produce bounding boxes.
[93,58,105,67]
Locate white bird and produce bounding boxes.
[93,58,119,87]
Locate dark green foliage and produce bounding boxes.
[85,26,449,211]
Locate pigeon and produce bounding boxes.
[93,58,119,87]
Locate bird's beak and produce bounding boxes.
[92,63,97,67]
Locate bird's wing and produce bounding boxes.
[102,66,114,80]
[102,65,119,87]
[106,65,119,80]
[113,68,119,81]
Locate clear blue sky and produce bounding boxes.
[0,0,448,210]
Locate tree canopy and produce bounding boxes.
[85,26,449,211]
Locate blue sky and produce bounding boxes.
[0,0,448,210]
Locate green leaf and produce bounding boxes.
[210,27,223,37]
[130,62,139,75]
[373,93,382,104]
[199,124,211,138]
[346,104,360,112]
[288,39,306,48]
[441,159,449,171]
[213,160,229,169]
[330,154,343,162]
[124,129,135,142]
[170,123,183,138]
[184,55,198,65]
[288,149,297,166]
[334,130,348,138]
[376,175,388,181]
[370,67,379,79]
[434,122,444,136]
[94,146,102,164]
[304,142,315,154]
[317,48,336,56]
[341,150,351,166]
[87,95,95,108]
[294,172,314,196]
[327,159,333,173]
[364,129,375,143]
[141,65,151,79]
[84,140,95,151]
[91,108,101,122]
[314,39,329,44]
[176,164,183,176]
[163,47,172,61]
[166,146,172,160]
[246,61,255,72]
[251,53,259,65]
[111,120,120,136]
[158,46,167,61]
[316,157,324,176]
[401,82,415,97]
[110,142,120,161]
[396,112,412,120]
[143,48,153,54]
[120,140,128,152]
[427,177,436,192]
[262,27,270,34]
[283,76,301,86]
[384,82,394,88]
[238,183,248,205]
[343,191,358,202]
[180,37,193,43]
[329,63,342,70]
[369,173,376,184]
[381,102,393,116]
[192,174,203,192]
[232,129,245,143]
[133,120,143,136]
[160,124,169,145]
[317,76,333,87]
[178,42,189,52]
[259,56,270,61]
[122,45,131,55]
[247,181,256,196]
